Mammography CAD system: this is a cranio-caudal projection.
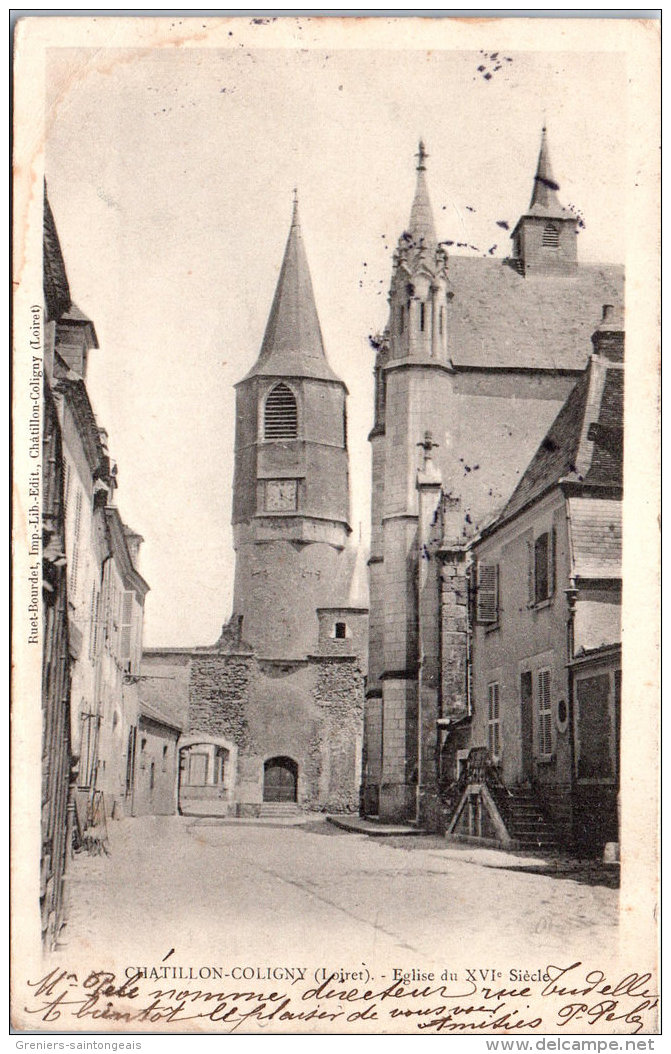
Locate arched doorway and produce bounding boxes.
[263,756,298,803]
[178,741,232,816]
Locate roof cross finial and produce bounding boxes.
[291,187,300,227]
[416,139,428,171]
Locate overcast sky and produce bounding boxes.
[44,27,626,646]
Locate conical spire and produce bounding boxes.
[528,126,570,216]
[243,192,341,383]
[407,140,437,246]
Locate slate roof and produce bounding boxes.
[43,189,99,344]
[447,257,623,370]
[43,189,71,322]
[241,198,343,385]
[495,352,623,525]
[139,701,184,733]
[519,126,574,221]
[568,497,622,579]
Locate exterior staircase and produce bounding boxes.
[443,749,562,852]
[258,802,300,819]
[503,786,560,852]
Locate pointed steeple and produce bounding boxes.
[510,126,577,275]
[407,140,437,246]
[527,126,572,218]
[243,192,341,383]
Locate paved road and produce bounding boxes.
[61,814,618,981]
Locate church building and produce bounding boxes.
[142,196,368,817]
[361,131,624,837]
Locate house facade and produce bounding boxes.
[42,192,150,898]
[450,311,623,852]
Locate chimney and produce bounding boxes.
[591,303,624,363]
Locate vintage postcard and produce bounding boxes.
[12,14,660,1038]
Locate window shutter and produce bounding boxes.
[132,607,143,674]
[63,461,71,517]
[89,587,100,661]
[549,525,557,597]
[537,669,552,756]
[527,539,535,605]
[69,488,83,598]
[119,591,134,662]
[476,563,498,623]
[488,683,501,757]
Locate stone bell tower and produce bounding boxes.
[230,193,352,659]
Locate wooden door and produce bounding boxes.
[263,757,297,802]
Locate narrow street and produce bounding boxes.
[59,815,619,976]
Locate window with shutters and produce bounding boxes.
[63,461,71,517]
[530,528,556,606]
[68,487,83,599]
[476,563,499,624]
[537,669,553,757]
[264,383,298,439]
[488,683,501,760]
[119,590,134,669]
[89,587,100,661]
[542,223,559,247]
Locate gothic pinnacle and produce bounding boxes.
[407,140,437,246]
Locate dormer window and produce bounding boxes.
[542,223,559,248]
[264,383,298,439]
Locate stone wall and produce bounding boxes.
[143,649,365,815]
[189,654,252,746]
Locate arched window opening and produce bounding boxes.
[420,302,426,332]
[400,306,405,334]
[542,224,559,248]
[264,383,298,439]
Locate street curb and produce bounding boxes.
[326,815,429,837]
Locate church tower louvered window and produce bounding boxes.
[542,223,559,247]
[264,383,298,439]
